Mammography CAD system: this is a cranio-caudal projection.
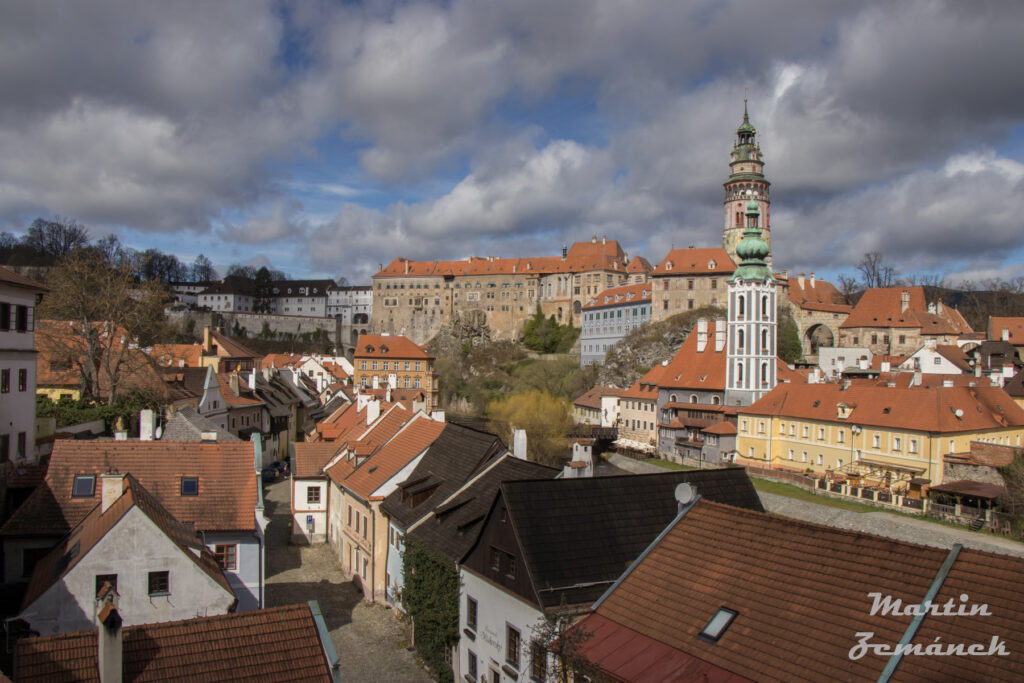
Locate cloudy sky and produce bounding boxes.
[2,0,1023,285]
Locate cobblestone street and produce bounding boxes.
[261,478,431,682]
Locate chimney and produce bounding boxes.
[901,290,910,313]
[372,375,379,390]
[200,430,218,443]
[404,260,409,275]
[782,269,789,280]
[96,587,123,683]
[937,300,944,315]
[229,373,239,396]
[513,429,527,460]
[881,361,891,372]
[602,235,606,245]
[561,245,567,261]
[913,371,922,387]
[139,410,155,441]
[797,273,805,289]
[943,378,954,388]
[203,326,211,352]
[809,272,816,287]
[366,398,381,425]
[101,472,126,513]
[1003,328,1010,342]
[385,385,392,403]
[696,318,709,353]
[715,319,726,352]
[1004,364,1014,379]
[975,364,982,378]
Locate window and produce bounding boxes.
[0,369,8,393]
[214,544,237,570]
[531,641,547,681]
[893,437,902,451]
[95,574,118,598]
[506,625,521,667]
[0,435,7,463]
[18,369,26,392]
[489,547,501,572]
[468,651,478,680]
[818,427,825,441]
[802,451,808,463]
[505,555,516,580]
[148,570,170,596]
[347,505,352,526]
[873,434,880,448]
[17,433,25,460]
[72,474,96,497]
[699,607,738,642]
[817,453,824,466]
[180,476,199,496]
[307,486,321,504]
[467,596,478,631]
[779,423,786,436]
[788,449,794,461]
[910,439,918,454]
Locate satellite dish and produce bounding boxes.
[155,425,164,440]
[674,482,695,506]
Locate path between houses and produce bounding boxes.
[261,478,431,683]
[607,454,1024,558]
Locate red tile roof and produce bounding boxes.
[989,316,1024,344]
[651,248,735,276]
[573,386,623,409]
[16,604,334,682]
[294,443,343,478]
[150,344,203,368]
[354,334,432,360]
[742,382,1024,433]
[21,475,233,612]
[626,256,653,274]
[619,363,670,401]
[342,416,445,499]
[659,323,727,391]
[215,373,263,407]
[316,402,368,441]
[582,282,652,310]
[841,287,973,334]
[786,276,851,314]
[0,441,259,537]
[262,353,302,369]
[582,498,1024,682]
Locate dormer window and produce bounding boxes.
[708,260,716,270]
[181,477,199,496]
[72,475,96,498]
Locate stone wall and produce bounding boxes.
[167,310,356,351]
[943,462,1007,487]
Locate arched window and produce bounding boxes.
[690,394,698,404]
[761,362,769,385]
[762,329,769,350]
[738,295,745,317]
[711,396,720,405]
[737,329,745,350]
[737,362,744,383]
[761,295,768,317]
[669,394,677,403]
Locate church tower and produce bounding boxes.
[723,100,771,268]
[725,199,776,407]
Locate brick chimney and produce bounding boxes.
[715,319,726,352]
[101,473,126,513]
[365,398,381,425]
[696,318,708,353]
[900,290,910,313]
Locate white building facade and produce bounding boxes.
[0,267,46,464]
[579,283,652,366]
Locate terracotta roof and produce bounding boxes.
[215,373,263,407]
[341,416,445,499]
[16,603,334,682]
[582,283,652,310]
[582,498,1024,682]
[21,475,233,612]
[935,344,974,372]
[207,330,260,360]
[659,324,727,390]
[573,385,623,409]
[262,353,302,369]
[626,256,653,274]
[742,382,1024,433]
[841,287,972,334]
[0,264,48,292]
[374,240,628,279]
[619,363,670,400]
[354,334,432,360]
[487,470,764,609]
[380,423,507,528]
[786,276,851,314]
[316,402,368,441]
[294,442,344,478]
[989,316,1024,345]
[0,441,259,537]
[150,344,203,368]
[651,248,735,276]
[701,421,737,435]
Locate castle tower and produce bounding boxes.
[725,199,776,407]
[723,100,771,268]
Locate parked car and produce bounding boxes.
[261,467,279,483]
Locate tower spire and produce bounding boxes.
[722,98,771,267]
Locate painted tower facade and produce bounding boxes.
[725,199,776,407]
[723,101,771,267]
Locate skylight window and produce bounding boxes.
[72,475,96,498]
[699,607,738,642]
[181,477,199,496]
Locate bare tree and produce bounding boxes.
[190,253,216,282]
[836,274,859,303]
[24,217,90,259]
[531,602,600,683]
[856,252,896,289]
[37,250,167,404]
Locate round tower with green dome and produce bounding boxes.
[725,198,777,408]
[723,99,771,268]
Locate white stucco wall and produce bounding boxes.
[23,507,235,636]
[385,521,405,610]
[205,530,262,611]
[460,569,544,683]
[1,284,39,464]
[292,479,328,544]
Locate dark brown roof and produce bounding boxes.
[0,441,259,537]
[380,423,507,528]
[928,479,1007,499]
[16,603,334,682]
[21,475,233,612]
[582,498,1024,682]
[208,330,260,360]
[491,469,764,608]
[573,385,623,410]
[409,457,558,563]
[0,264,48,292]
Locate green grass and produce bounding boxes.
[751,477,879,513]
[645,458,698,471]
